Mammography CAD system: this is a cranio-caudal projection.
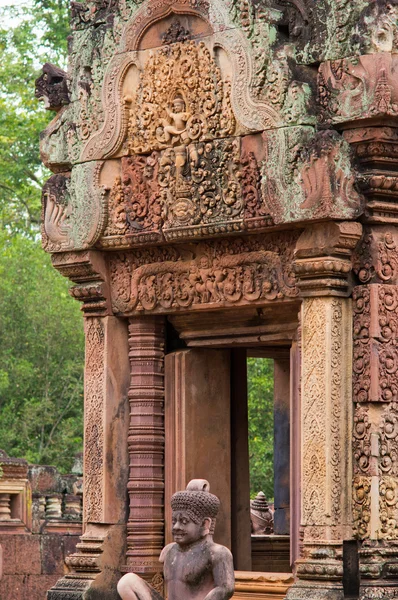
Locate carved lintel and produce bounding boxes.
[51,251,111,316]
[293,221,363,297]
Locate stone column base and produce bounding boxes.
[286,582,344,600]
[359,541,398,600]
[47,524,126,600]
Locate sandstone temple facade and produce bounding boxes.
[35,0,398,598]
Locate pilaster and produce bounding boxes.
[353,232,398,599]
[287,221,362,600]
[47,252,130,600]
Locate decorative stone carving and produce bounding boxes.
[262,127,363,224]
[127,40,235,155]
[319,53,398,127]
[35,63,70,111]
[118,480,235,600]
[51,250,111,316]
[42,163,107,252]
[287,295,353,600]
[353,284,398,403]
[293,221,363,297]
[108,233,299,315]
[250,492,274,535]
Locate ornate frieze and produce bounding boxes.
[108,232,300,315]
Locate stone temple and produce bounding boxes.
[32,0,398,598]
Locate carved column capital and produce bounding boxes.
[51,250,112,316]
[293,221,363,297]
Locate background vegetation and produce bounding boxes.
[0,0,274,495]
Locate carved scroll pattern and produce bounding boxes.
[84,318,105,523]
[352,281,398,542]
[302,297,349,533]
[126,317,165,579]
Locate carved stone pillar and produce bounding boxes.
[124,316,165,593]
[352,229,398,598]
[287,221,362,600]
[47,252,130,600]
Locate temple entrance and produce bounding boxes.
[164,306,300,595]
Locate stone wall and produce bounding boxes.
[0,450,82,600]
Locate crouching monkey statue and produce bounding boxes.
[117,479,235,600]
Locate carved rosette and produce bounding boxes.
[125,317,165,582]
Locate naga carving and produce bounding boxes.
[35,63,70,112]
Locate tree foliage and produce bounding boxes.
[0,1,84,472]
[0,0,69,233]
[247,358,274,499]
[0,233,84,471]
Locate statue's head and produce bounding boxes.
[170,479,219,546]
[172,95,185,112]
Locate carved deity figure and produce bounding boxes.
[117,479,235,600]
[157,95,195,183]
[160,96,190,143]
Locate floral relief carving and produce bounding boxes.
[302,298,327,526]
[380,476,398,540]
[353,475,371,539]
[353,405,372,476]
[127,41,235,155]
[84,318,105,523]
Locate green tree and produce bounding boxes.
[0,233,84,472]
[0,0,69,233]
[247,357,274,499]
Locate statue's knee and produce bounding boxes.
[117,573,140,597]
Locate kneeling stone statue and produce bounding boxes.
[117,479,235,600]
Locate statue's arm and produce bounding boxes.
[159,543,174,564]
[204,546,235,600]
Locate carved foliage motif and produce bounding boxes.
[353,284,398,403]
[108,234,299,314]
[84,318,105,523]
[102,137,272,246]
[128,41,235,155]
[354,228,398,286]
[302,298,328,527]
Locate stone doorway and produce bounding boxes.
[165,307,300,597]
